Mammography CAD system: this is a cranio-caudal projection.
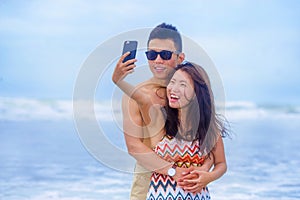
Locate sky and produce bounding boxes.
[0,0,299,105]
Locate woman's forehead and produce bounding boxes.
[173,70,193,83]
[173,70,186,78]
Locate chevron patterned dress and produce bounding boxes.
[146,135,211,200]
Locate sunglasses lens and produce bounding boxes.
[145,50,158,60]
[160,50,173,60]
[145,50,174,60]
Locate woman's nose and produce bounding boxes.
[170,84,179,92]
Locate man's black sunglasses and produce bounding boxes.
[145,50,178,61]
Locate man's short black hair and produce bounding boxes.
[147,23,182,52]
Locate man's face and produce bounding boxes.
[147,39,183,80]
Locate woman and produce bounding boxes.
[146,62,229,199]
[113,61,229,199]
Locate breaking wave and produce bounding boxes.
[0,97,299,121]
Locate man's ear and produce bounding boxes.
[178,52,185,63]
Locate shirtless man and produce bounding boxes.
[112,23,212,200]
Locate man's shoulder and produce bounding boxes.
[136,79,155,88]
[136,79,164,91]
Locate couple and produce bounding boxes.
[112,23,229,200]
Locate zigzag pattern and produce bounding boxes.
[147,185,210,200]
[149,173,176,193]
[146,136,211,200]
[155,136,205,166]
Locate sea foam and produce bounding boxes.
[0,97,299,121]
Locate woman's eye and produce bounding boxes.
[180,83,186,87]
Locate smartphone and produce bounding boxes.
[122,40,138,63]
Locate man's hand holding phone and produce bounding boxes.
[112,40,138,84]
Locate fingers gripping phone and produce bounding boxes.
[122,40,138,63]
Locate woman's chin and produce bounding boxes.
[168,101,180,109]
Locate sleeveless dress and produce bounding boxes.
[146,135,211,200]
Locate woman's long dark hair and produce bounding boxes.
[164,62,229,155]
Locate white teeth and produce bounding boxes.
[170,94,179,99]
[154,67,165,70]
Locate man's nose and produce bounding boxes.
[154,54,164,63]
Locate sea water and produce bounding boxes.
[0,98,299,199]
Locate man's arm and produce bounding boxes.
[112,52,148,106]
[114,52,192,180]
[122,94,191,181]
[177,153,214,189]
[122,94,173,173]
[112,52,173,174]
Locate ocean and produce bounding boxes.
[0,97,300,200]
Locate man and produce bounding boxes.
[113,23,212,200]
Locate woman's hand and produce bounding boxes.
[112,52,137,84]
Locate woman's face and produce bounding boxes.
[167,69,195,109]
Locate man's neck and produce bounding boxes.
[149,77,168,87]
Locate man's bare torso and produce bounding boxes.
[125,79,168,149]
